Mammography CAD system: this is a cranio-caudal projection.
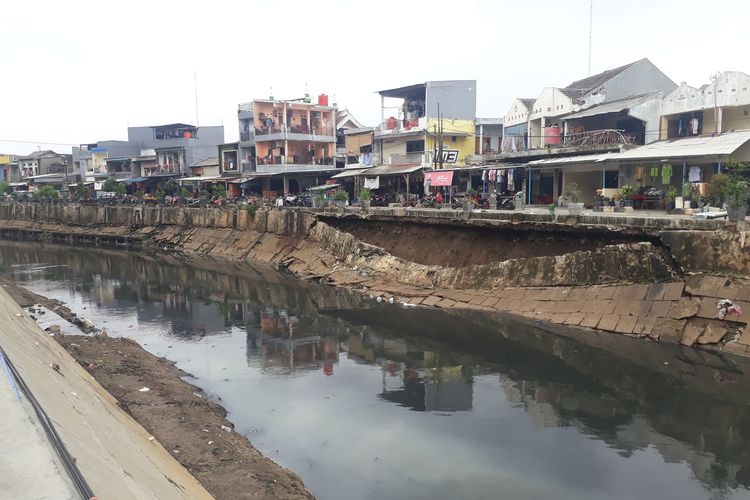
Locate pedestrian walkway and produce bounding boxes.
[0,350,77,500]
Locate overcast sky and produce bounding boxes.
[1,0,747,155]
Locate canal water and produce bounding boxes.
[2,240,750,500]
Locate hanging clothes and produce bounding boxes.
[507,168,515,191]
[688,166,701,182]
[634,166,645,182]
[661,164,672,185]
[650,165,660,180]
[482,170,487,182]
[364,176,380,190]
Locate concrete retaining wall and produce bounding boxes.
[0,287,212,499]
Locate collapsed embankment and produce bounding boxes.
[2,203,750,356]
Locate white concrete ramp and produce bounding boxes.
[0,287,213,500]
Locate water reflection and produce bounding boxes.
[2,240,750,499]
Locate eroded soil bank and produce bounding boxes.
[323,218,632,267]
[0,278,314,500]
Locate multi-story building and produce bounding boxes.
[0,155,18,182]
[17,150,71,179]
[127,123,224,178]
[374,80,477,168]
[235,96,337,173]
[659,71,750,140]
[73,140,141,181]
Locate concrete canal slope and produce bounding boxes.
[0,286,213,500]
[1,203,750,357]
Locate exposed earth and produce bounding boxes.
[324,218,631,267]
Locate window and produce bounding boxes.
[451,136,457,143]
[406,140,424,153]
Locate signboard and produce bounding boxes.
[436,149,459,163]
[424,170,454,187]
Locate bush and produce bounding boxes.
[619,184,635,200]
[164,179,180,196]
[246,204,257,218]
[333,191,348,201]
[0,180,11,195]
[179,187,190,198]
[101,179,119,192]
[32,185,59,200]
[563,182,581,203]
[212,184,227,199]
[359,189,371,201]
[709,173,732,205]
[725,179,749,209]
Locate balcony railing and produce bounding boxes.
[254,124,335,137]
[379,116,427,134]
[562,129,637,148]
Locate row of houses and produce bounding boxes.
[3,59,750,205]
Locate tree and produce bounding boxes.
[32,185,60,200]
[212,184,227,199]
[101,179,119,192]
[164,179,180,196]
[74,181,87,200]
[0,180,11,195]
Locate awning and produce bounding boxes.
[613,130,750,161]
[330,168,372,179]
[364,164,423,175]
[177,176,220,182]
[423,170,454,186]
[307,183,341,191]
[526,152,619,166]
[119,177,148,183]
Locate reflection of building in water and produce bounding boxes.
[245,307,339,376]
[501,376,743,491]
[363,335,474,412]
[92,275,116,305]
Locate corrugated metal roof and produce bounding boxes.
[563,92,659,120]
[613,131,750,161]
[365,164,424,175]
[527,152,619,166]
[330,168,372,179]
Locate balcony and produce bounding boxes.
[561,129,637,148]
[377,117,427,136]
[253,123,335,142]
[111,171,133,180]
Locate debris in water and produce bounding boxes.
[148,436,155,442]
[221,425,232,433]
[376,296,383,303]
[139,387,150,392]
[51,363,61,373]
[208,441,214,445]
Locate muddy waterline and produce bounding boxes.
[2,240,750,500]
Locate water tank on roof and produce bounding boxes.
[318,94,329,106]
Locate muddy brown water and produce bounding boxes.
[2,240,750,500]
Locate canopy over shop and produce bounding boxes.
[612,130,750,199]
[331,165,424,201]
[526,153,619,205]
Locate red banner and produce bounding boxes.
[424,171,454,187]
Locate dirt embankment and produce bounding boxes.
[325,219,631,267]
[1,279,314,500]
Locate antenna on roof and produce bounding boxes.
[587,0,593,76]
[194,70,199,127]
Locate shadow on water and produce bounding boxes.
[2,239,750,498]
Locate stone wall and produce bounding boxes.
[1,203,749,357]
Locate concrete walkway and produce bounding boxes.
[0,287,213,500]
[0,354,77,499]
